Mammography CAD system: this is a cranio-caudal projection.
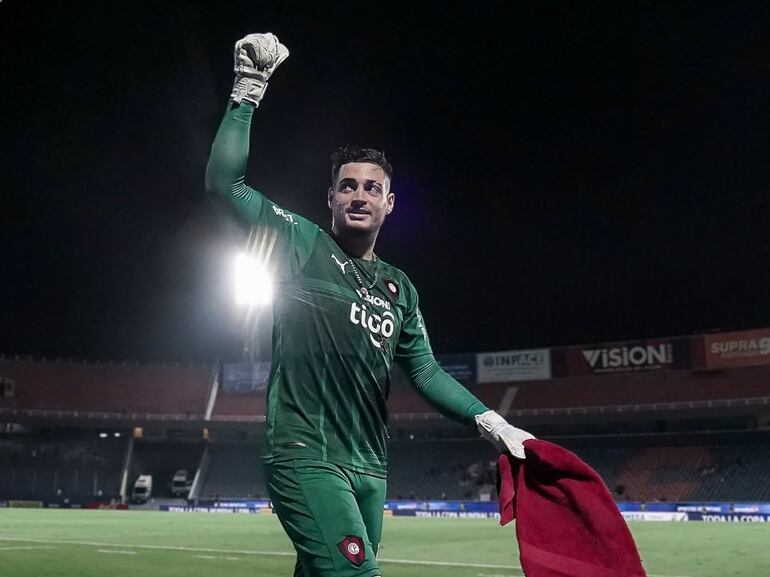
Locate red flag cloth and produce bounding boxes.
[497,439,646,577]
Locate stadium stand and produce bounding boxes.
[0,358,212,418]
[388,432,770,502]
[2,429,770,504]
[199,442,265,498]
[3,357,768,423]
[388,365,770,418]
[163,434,770,503]
[2,330,770,506]
[0,433,125,501]
[696,443,770,501]
[388,439,498,500]
[128,440,205,498]
[211,393,266,421]
[508,367,770,410]
[557,434,770,503]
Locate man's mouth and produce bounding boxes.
[346,209,371,220]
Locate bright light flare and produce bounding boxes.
[235,253,273,305]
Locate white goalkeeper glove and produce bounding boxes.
[231,33,289,107]
[475,410,535,459]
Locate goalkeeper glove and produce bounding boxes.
[231,33,289,107]
[475,410,535,459]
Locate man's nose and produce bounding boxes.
[351,185,367,202]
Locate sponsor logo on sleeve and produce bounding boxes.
[271,204,297,224]
[416,309,428,341]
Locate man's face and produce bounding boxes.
[328,162,394,236]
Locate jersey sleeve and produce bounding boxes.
[395,278,488,426]
[394,280,433,360]
[205,101,319,279]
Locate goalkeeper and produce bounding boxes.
[206,33,535,577]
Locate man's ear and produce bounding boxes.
[327,187,334,209]
[386,192,395,215]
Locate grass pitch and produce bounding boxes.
[0,509,768,577]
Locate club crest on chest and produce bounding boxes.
[384,279,399,298]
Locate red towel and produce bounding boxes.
[497,439,646,577]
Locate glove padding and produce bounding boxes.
[475,410,535,459]
[231,33,289,106]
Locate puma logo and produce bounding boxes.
[331,254,349,274]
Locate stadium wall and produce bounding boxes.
[2,326,769,426]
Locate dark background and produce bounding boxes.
[2,1,769,361]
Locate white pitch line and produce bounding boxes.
[0,536,695,577]
[97,549,137,555]
[0,536,293,558]
[0,545,52,552]
[380,557,522,570]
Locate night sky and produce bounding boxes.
[2,1,769,362]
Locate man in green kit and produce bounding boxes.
[206,33,535,577]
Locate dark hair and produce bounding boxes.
[330,145,393,186]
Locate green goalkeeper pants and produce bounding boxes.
[265,459,386,577]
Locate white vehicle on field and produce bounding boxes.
[170,469,192,497]
[131,474,153,503]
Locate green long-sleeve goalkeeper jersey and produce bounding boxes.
[207,102,488,476]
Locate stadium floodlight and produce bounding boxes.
[99,433,108,438]
[235,253,273,306]
[114,432,121,438]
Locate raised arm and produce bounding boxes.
[205,33,319,278]
[205,101,261,204]
[205,33,289,209]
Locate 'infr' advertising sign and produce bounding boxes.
[476,349,551,383]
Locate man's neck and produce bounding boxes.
[332,229,377,261]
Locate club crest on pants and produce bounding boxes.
[337,535,366,566]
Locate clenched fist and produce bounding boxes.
[231,33,289,107]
